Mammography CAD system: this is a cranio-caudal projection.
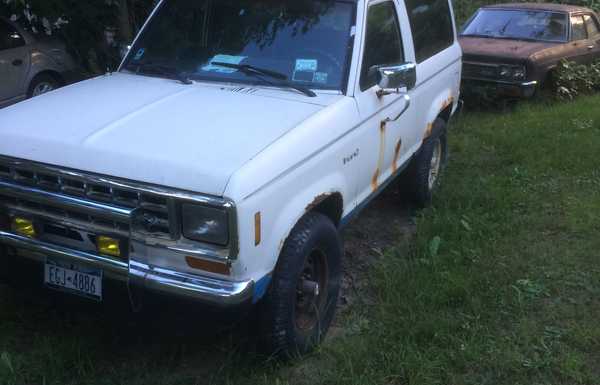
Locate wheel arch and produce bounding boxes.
[423,89,455,140]
[248,173,348,303]
[29,70,64,89]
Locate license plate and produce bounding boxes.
[44,259,103,300]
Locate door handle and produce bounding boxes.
[12,59,23,66]
[384,94,411,123]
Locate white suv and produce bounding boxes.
[0,0,461,357]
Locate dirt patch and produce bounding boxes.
[339,188,416,310]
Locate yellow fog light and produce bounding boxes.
[12,217,36,238]
[97,236,121,257]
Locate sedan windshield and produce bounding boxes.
[122,0,356,92]
[461,9,568,42]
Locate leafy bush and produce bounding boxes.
[554,60,600,100]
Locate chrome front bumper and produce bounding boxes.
[0,231,254,307]
[462,77,538,98]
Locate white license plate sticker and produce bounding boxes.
[44,259,103,301]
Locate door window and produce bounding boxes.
[406,0,454,62]
[571,15,587,41]
[0,20,25,50]
[360,1,404,91]
[584,14,600,38]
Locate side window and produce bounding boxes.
[584,14,600,38]
[406,0,454,63]
[360,1,404,91]
[571,15,587,41]
[0,20,25,50]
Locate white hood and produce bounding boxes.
[0,73,341,196]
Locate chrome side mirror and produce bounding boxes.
[376,62,417,97]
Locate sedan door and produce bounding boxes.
[0,20,30,105]
[568,14,596,64]
[583,14,600,61]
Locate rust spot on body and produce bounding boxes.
[392,138,402,173]
[424,122,434,139]
[305,193,331,212]
[441,96,454,110]
[372,121,387,191]
[371,169,380,191]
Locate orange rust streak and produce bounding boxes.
[371,169,380,191]
[372,121,387,191]
[424,122,434,139]
[392,138,402,173]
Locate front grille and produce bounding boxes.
[0,158,172,238]
[463,62,499,80]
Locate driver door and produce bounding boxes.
[352,0,417,204]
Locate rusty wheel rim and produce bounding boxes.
[295,248,329,333]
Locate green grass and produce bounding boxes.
[2,95,600,385]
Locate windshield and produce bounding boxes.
[122,0,356,92]
[461,9,568,42]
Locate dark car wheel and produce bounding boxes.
[259,212,342,359]
[28,74,60,98]
[404,118,448,208]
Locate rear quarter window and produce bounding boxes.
[405,0,454,63]
[584,14,600,37]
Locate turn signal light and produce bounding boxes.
[12,217,36,238]
[97,236,121,257]
[185,256,230,275]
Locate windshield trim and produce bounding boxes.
[119,0,358,95]
[460,8,569,43]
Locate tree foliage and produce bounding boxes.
[1,0,154,73]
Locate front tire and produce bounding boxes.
[259,212,342,358]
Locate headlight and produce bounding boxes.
[499,65,526,81]
[512,66,526,80]
[182,204,229,246]
[499,65,513,79]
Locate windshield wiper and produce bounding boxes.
[126,62,192,85]
[211,62,317,97]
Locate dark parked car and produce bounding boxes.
[459,3,600,98]
[1,17,81,108]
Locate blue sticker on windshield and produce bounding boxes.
[313,72,328,84]
[293,59,318,82]
[133,48,145,61]
[295,59,318,72]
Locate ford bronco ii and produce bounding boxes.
[0,0,461,357]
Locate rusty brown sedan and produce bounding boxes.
[459,3,600,98]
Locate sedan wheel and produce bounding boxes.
[32,82,55,96]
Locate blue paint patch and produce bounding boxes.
[252,273,272,303]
